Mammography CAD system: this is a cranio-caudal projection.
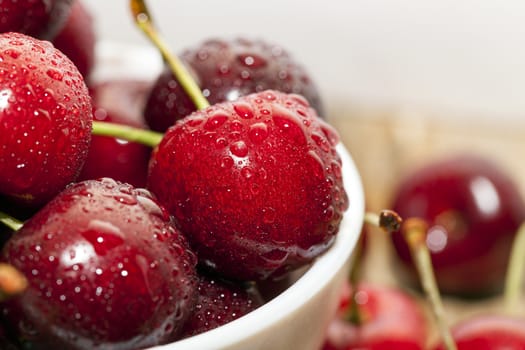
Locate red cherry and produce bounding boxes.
[147,90,348,281]
[0,32,92,207]
[52,0,96,79]
[180,273,263,338]
[433,315,525,350]
[0,0,72,40]
[1,178,198,348]
[390,154,525,296]
[322,282,428,350]
[144,37,324,132]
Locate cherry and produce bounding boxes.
[0,178,198,349]
[0,32,92,207]
[322,282,429,350]
[180,272,263,338]
[144,37,324,132]
[433,315,525,350]
[390,154,525,296]
[78,80,152,188]
[147,90,348,281]
[0,0,73,40]
[52,0,96,79]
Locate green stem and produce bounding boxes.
[344,233,364,324]
[503,221,525,314]
[92,121,163,148]
[130,0,210,110]
[0,211,23,231]
[403,218,457,350]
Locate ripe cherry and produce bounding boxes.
[147,90,348,281]
[322,282,429,350]
[390,154,525,296]
[180,272,263,338]
[1,178,198,349]
[0,0,73,40]
[0,32,92,207]
[144,37,324,132]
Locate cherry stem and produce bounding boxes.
[344,210,403,324]
[91,121,163,148]
[0,211,23,231]
[130,0,210,110]
[503,221,525,314]
[345,233,365,325]
[0,263,27,301]
[402,218,457,350]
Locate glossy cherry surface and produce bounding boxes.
[391,154,525,296]
[144,37,324,132]
[0,32,92,207]
[1,178,198,349]
[148,90,348,281]
[322,282,428,350]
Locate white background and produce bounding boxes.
[85,0,525,122]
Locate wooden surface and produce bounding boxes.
[327,104,525,346]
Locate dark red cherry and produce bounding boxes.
[180,273,263,338]
[144,37,324,132]
[52,0,96,79]
[0,32,92,207]
[391,154,525,296]
[147,90,347,281]
[1,178,198,349]
[0,0,73,40]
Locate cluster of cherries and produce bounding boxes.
[0,0,347,349]
[322,155,525,349]
[1,1,525,350]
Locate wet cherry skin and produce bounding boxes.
[148,90,348,281]
[144,37,324,132]
[0,32,92,207]
[180,272,263,338]
[0,178,198,349]
[390,154,525,296]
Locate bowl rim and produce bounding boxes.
[152,143,365,349]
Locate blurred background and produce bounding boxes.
[86,0,525,123]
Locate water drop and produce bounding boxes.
[248,123,268,143]
[233,102,254,119]
[46,69,63,81]
[230,140,248,157]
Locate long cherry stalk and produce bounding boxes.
[503,221,525,314]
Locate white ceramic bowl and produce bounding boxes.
[94,42,365,350]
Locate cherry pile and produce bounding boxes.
[0,1,349,349]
